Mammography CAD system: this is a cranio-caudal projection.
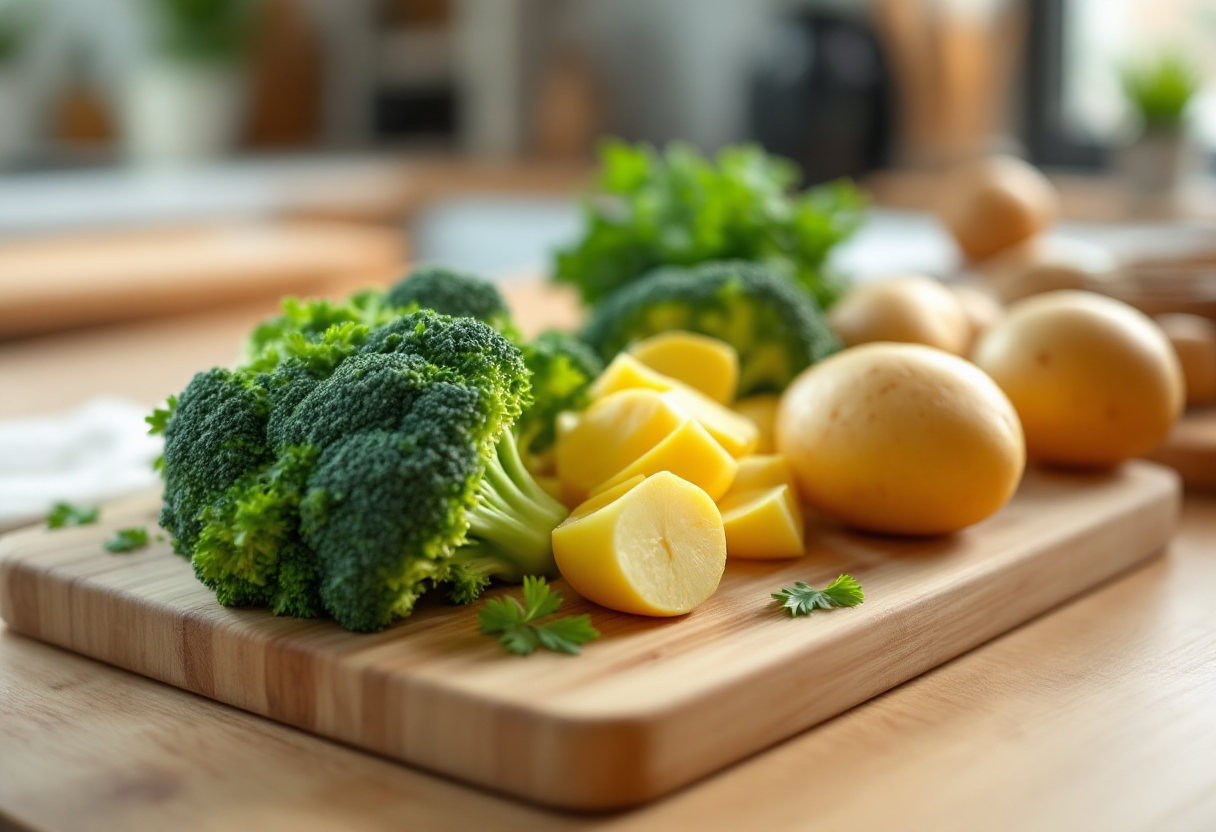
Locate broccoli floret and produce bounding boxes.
[158,368,273,556]
[580,260,840,397]
[517,331,604,456]
[386,265,516,336]
[156,310,569,632]
[242,291,399,374]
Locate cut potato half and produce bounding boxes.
[553,472,727,616]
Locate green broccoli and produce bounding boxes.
[517,331,604,457]
[386,265,517,337]
[580,260,840,397]
[242,290,399,374]
[555,140,865,307]
[154,310,569,632]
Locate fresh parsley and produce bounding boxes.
[478,576,600,656]
[772,574,864,617]
[46,502,100,529]
[104,527,149,553]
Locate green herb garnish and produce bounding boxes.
[104,527,149,553]
[479,576,600,656]
[46,502,100,529]
[772,574,864,617]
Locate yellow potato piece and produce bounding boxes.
[576,475,646,519]
[555,389,686,504]
[731,395,780,454]
[629,331,740,404]
[662,388,759,458]
[719,485,805,560]
[595,419,737,501]
[588,353,676,399]
[589,354,759,458]
[725,454,798,496]
[553,472,727,616]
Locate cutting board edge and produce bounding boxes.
[0,464,1183,810]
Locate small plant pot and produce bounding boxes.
[123,62,246,166]
[1115,128,1200,197]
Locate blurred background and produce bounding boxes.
[0,0,1214,414]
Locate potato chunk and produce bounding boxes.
[553,472,727,616]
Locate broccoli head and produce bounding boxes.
[386,265,516,337]
[154,310,569,632]
[517,331,604,456]
[580,260,840,397]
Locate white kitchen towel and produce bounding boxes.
[0,398,163,529]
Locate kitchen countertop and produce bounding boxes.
[2,287,1216,832]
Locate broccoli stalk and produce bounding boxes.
[462,428,568,582]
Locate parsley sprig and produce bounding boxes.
[104,527,149,553]
[772,574,864,617]
[478,576,600,656]
[46,502,100,529]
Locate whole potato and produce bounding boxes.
[973,291,1184,468]
[1155,313,1216,406]
[938,156,1059,261]
[828,275,971,355]
[978,237,1119,305]
[776,343,1025,536]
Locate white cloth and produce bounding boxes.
[0,398,163,529]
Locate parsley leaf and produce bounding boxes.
[104,527,149,553]
[47,502,100,529]
[478,576,600,656]
[772,574,864,617]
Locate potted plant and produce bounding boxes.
[124,0,256,165]
[1117,52,1202,198]
[0,0,37,168]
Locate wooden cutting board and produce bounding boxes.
[0,462,1179,810]
[1147,408,1216,490]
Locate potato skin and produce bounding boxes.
[828,275,970,355]
[973,291,1184,468]
[776,343,1025,536]
[938,156,1059,261]
[1156,313,1216,407]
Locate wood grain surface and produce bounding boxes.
[1147,407,1216,490]
[0,222,405,339]
[0,463,1180,809]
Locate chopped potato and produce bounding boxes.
[553,472,727,616]
[588,352,676,399]
[589,354,759,457]
[555,389,686,504]
[725,454,798,496]
[719,485,805,560]
[595,419,737,501]
[731,395,780,454]
[629,330,740,404]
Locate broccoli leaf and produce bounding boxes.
[772,574,864,617]
[479,576,600,656]
[104,527,149,553]
[47,502,99,529]
[146,395,177,436]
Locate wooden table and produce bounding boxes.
[3,287,1216,832]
